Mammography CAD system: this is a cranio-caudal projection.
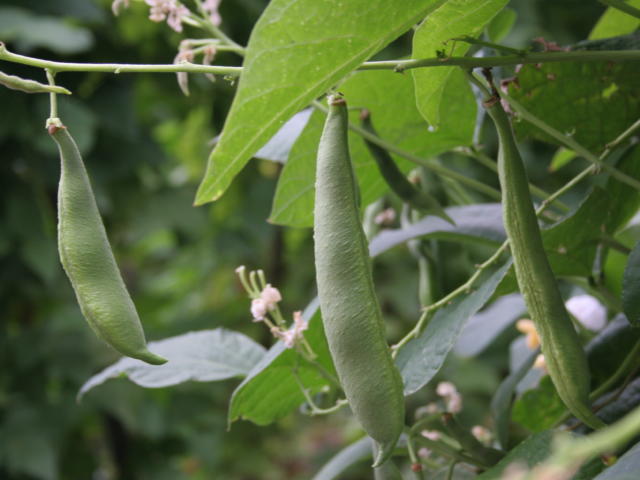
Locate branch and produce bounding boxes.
[0,42,241,76]
[363,50,640,73]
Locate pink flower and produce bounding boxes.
[202,0,222,26]
[251,298,268,321]
[273,311,308,348]
[260,284,282,308]
[145,0,190,33]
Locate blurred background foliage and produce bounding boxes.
[0,0,617,478]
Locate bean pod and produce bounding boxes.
[51,120,166,365]
[314,96,405,466]
[485,95,604,429]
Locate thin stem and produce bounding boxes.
[445,460,457,480]
[392,240,509,355]
[0,43,241,76]
[591,339,640,401]
[292,367,347,416]
[599,0,640,19]
[45,69,58,119]
[501,92,640,191]
[312,100,503,201]
[362,50,640,73]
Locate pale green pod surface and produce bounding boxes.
[487,99,604,429]
[314,96,405,467]
[52,124,166,366]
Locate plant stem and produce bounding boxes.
[3,42,639,78]
[363,50,640,73]
[0,42,241,76]
[45,69,58,119]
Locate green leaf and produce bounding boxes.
[507,61,640,153]
[312,437,372,480]
[589,0,640,40]
[455,293,526,358]
[0,6,94,54]
[269,67,475,227]
[549,147,577,172]
[194,0,446,205]
[396,261,511,396]
[476,431,554,479]
[411,0,508,127]
[623,240,640,326]
[511,374,565,432]
[594,439,640,480]
[228,307,336,426]
[486,7,517,42]
[78,329,266,399]
[370,203,505,256]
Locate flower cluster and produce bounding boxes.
[436,381,463,413]
[145,0,191,33]
[236,266,308,350]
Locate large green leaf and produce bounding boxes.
[411,0,508,127]
[195,0,446,205]
[589,0,640,40]
[78,329,266,399]
[476,431,554,479]
[396,261,511,396]
[507,62,640,153]
[269,67,475,227]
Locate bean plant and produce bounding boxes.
[3,0,640,478]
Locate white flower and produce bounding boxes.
[471,425,492,445]
[374,208,396,226]
[436,382,462,413]
[417,447,431,458]
[565,294,606,331]
[251,298,268,321]
[273,311,308,348]
[145,0,190,32]
[111,0,130,16]
[436,381,457,397]
[260,284,282,308]
[202,0,222,26]
[421,430,441,441]
[235,265,245,274]
[173,48,194,96]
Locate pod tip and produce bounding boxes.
[137,349,168,365]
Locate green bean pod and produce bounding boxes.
[51,120,166,365]
[485,96,604,429]
[314,96,405,467]
[360,110,453,224]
